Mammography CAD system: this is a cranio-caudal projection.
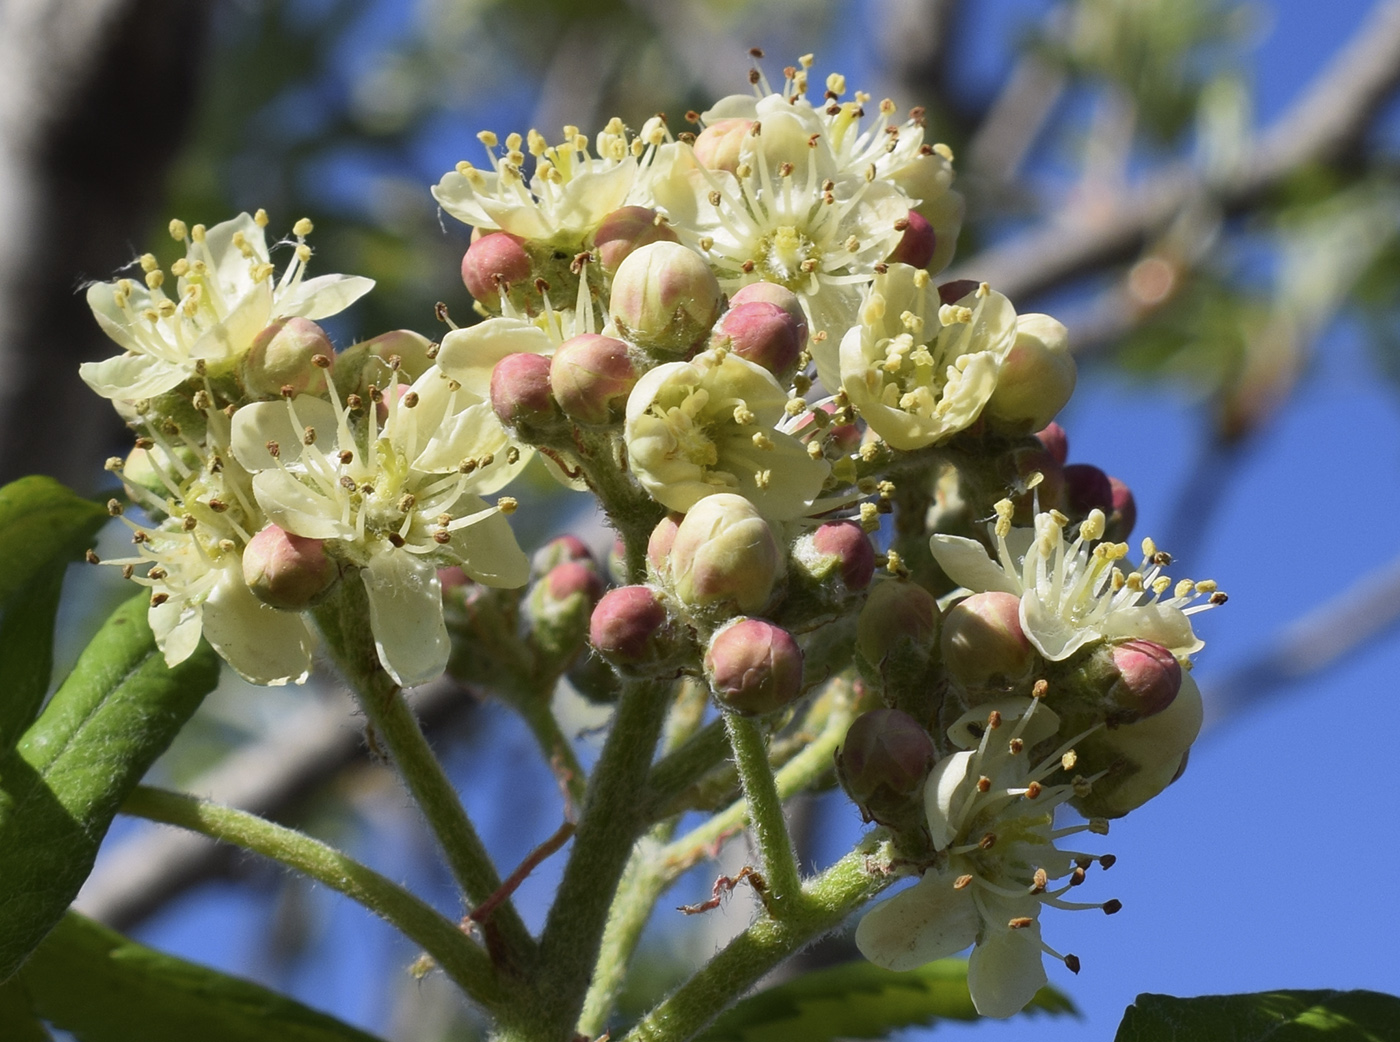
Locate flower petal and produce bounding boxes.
[201,567,313,685]
[275,274,375,321]
[252,469,353,540]
[966,899,1048,1019]
[929,534,1021,596]
[362,550,450,687]
[1020,588,1094,662]
[231,397,340,471]
[444,500,531,589]
[1099,603,1203,657]
[436,318,553,400]
[79,354,187,401]
[855,872,979,971]
[924,750,975,848]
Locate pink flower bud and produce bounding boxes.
[589,585,672,670]
[438,566,470,592]
[490,352,557,428]
[461,232,532,303]
[592,206,680,273]
[886,210,936,268]
[714,301,803,377]
[669,494,781,614]
[795,520,876,590]
[729,282,808,344]
[546,560,605,603]
[837,708,937,823]
[528,560,606,666]
[704,618,804,716]
[1106,477,1136,541]
[609,242,722,355]
[646,513,683,574]
[1063,463,1114,518]
[244,318,333,397]
[242,524,338,610]
[985,314,1076,432]
[1105,640,1182,720]
[692,119,750,172]
[549,334,638,424]
[941,591,1037,690]
[532,535,593,576]
[856,579,938,672]
[937,279,980,306]
[1035,422,1069,465]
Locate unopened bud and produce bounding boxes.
[360,329,437,380]
[242,524,338,609]
[692,118,749,172]
[886,210,936,268]
[985,314,1076,433]
[609,242,722,355]
[532,534,594,576]
[1071,672,1203,818]
[1063,463,1114,519]
[704,618,804,716]
[491,352,558,430]
[713,301,803,379]
[937,279,980,307]
[589,585,675,674]
[1035,422,1069,465]
[243,318,333,397]
[793,520,876,590]
[837,708,937,825]
[855,578,938,677]
[592,206,680,273]
[461,232,532,303]
[528,560,606,666]
[1105,477,1136,542]
[646,513,683,575]
[1103,640,1182,720]
[941,591,1037,690]
[668,493,781,615]
[729,281,808,344]
[550,334,638,424]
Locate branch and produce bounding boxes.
[949,0,1400,301]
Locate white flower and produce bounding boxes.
[930,503,1225,662]
[81,213,373,401]
[433,122,638,242]
[856,698,1117,1018]
[840,269,1015,450]
[623,348,829,519]
[103,412,315,685]
[230,366,530,687]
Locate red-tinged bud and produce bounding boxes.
[242,524,338,610]
[941,591,1037,691]
[668,494,782,615]
[1035,422,1069,465]
[592,206,680,273]
[856,579,939,678]
[837,708,937,825]
[438,566,470,593]
[244,318,333,397]
[692,118,749,172]
[714,301,803,378]
[360,329,437,380]
[1106,477,1136,542]
[528,561,606,667]
[490,352,558,430]
[938,279,980,306]
[794,520,876,590]
[589,585,674,673]
[887,210,936,268]
[609,242,722,356]
[985,314,1076,433]
[704,618,804,716]
[1071,672,1203,818]
[646,513,683,574]
[729,282,808,344]
[461,232,532,303]
[549,334,638,424]
[532,534,593,576]
[1063,463,1114,519]
[1104,640,1182,720]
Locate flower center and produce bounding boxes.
[755,226,818,288]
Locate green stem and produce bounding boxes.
[525,675,672,1040]
[311,586,534,965]
[517,696,588,812]
[121,786,510,1011]
[621,839,895,1042]
[724,714,802,909]
[574,431,664,584]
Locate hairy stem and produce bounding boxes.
[121,786,511,1011]
[724,714,803,908]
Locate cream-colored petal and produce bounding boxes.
[1020,589,1094,662]
[231,397,340,470]
[966,900,1048,1019]
[436,319,553,399]
[79,354,187,401]
[189,280,273,361]
[362,550,449,687]
[714,430,829,520]
[431,169,502,231]
[1099,604,1203,656]
[202,567,313,685]
[445,500,531,589]
[855,873,979,971]
[252,469,353,540]
[923,750,975,848]
[149,597,203,668]
[929,534,1021,596]
[275,274,375,321]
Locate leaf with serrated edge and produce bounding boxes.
[1115,990,1400,1042]
[696,959,1075,1042]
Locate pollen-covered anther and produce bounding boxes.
[338,450,354,465]
[433,530,452,544]
[987,710,1003,730]
[106,499,123,516]
[1061,750,1077,770]
[1069,867,1087,886]
[397,494,416,513]
[208,499,228,513]
[181,516,198,532]
[1008,917,1034,929]
[266,440,281,459]
[953,874,973,890]
[978,832,997,850]
[1032,679,1049,698]
[387,533,405,548]
[85,549,100,565]
[498,497,519,515]
[976,775,991,793]
[1025,781,1043,799]
[1008,737,1024,755]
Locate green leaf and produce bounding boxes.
[695,959,1076,1042]
[1115,990,1400,1042]
[0,593,220,982]
[6,911,383,1042]
[0,977,52,1041]
[0,476,109,749]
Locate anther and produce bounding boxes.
[498,497,519,515]
[1032,679,1048,698]
[987,710,1003,729]
[388,533,406,548]
[953,874,973,890]
[208,499,227,513]
[1103,899,1122,915]
[169,219,188,240]
[106,499,123,516]
[293,217,314,237]
[1031,868,1048,893]
[397,494,416,513]
[1008,917,1034,929]
[1099,854,1117,870]
[401,392,419,409]
[312,354,331,368]
[182,516,197,531]
[346,394,363,411]
[978,832,997,850]
[302,427,317,446]
[434,530,452,544]
[281,384,297,399]
[1025,781,1042,799]
[1069,867,1087,886]
[1064,954,1081,975]
[85,549,100,564]
[1009,737,1024,755]
[266,441,281,459]
[338,450,354,465]
[976,775,991,793]
[150,592,169,607]
[121,565,134,579]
